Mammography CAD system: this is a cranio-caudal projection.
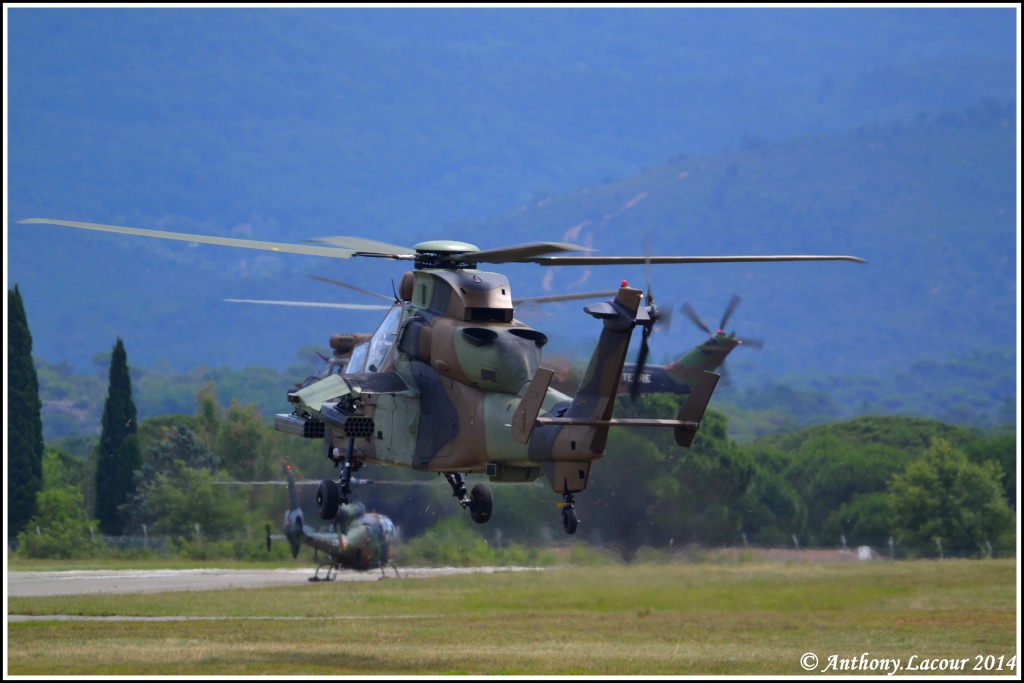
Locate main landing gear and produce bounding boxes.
[445,472,493,524]
[560,490,579,535]
[318,437,361,521]
[309,561,338,582]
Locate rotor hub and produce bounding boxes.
[413,240,481,269]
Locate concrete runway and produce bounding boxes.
[7,565,542,598]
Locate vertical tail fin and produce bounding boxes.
[286,465,300,511]
[568,284,644,452]
[283,465,305,559]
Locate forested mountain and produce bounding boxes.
[6,8,1018,436]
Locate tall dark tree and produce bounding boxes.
[94,337,141,535]
[7,285,44,537]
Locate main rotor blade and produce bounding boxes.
[18,218,360,259]
[467,242,592,263]
[305,236,416,256]
[20,219,867,266]
[512,290,617,305]
[739,337,765,350]
[526,254,868,265]
[307,275,395,301]
[224,299,391,310]
[643,232,654,306]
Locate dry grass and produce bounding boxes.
[7,559,1018,676]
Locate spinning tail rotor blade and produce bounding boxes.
[719,294,742,332]
[681,302,713,336]
[630,331,652,401]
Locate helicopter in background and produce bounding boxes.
[619,294,764,400]
[18,217,865,535]
[268,464,399,580]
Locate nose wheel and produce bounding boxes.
[560,492,579,534]
[316,479,339,521]
[319,437,360,521]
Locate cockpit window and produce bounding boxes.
[312,359,347,380]
[364,305,404,373]
[347,343,369,374]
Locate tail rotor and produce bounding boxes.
[681,295,764,386]
[631,233,673,400]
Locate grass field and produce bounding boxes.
[6,558,1019,676]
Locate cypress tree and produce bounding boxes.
[7,285,44,538]
[94,337,141,535]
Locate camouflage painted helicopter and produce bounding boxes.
[17,217,866,535]
[268,464,399,580]
[619,295,763,400]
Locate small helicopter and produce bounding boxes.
[18,217,865,535]
[619,294,763,400]
[267,464,399,580]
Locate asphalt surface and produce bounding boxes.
[7,565,542,598]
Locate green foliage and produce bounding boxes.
[820,492,893,549]
[120,423,221,534]
[732,382,839,425]
[757,415,978,454]
[94,338,141,535]
[16,485,102,559]
[194,382,220,444]
[215,400,275,481]
[401,515,563,568]
[735,457,806,546]
[586,430,668,560]
[783,436,913,546]
[965,432,1017,507]
[175,533,281,562]
[8,284,44,537]
[889,438,1014,557]
[144,464,249,537]
[41,446,86,491]
[402,516,497,567]
[585,404,755,559]
[731,415,992,549]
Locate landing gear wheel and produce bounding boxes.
[562,506,579,535]
[316,479,339,520]
[469,483,493,524]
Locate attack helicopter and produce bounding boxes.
[619,295,763,400]
[17,217,866,535]
[268,464,399,580]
